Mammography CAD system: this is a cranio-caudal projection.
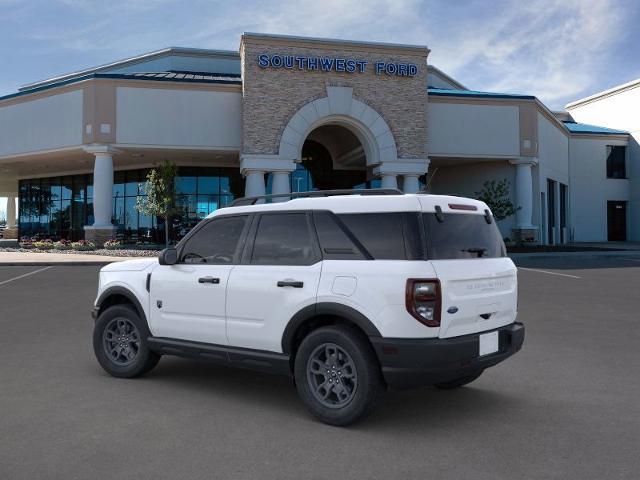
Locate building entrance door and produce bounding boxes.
[547,179,556,244]
[607,201,627,241]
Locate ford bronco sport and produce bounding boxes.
[92,189,524,426]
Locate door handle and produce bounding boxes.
[198,277,220,284]
[277,280,304,288]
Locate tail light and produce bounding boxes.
[406,279,441,327]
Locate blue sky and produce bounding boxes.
[1,0,640,216]
[1,0,639,108]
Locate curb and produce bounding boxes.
[0,261,116,266]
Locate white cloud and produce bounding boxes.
[426,0,631,108]
[4,0,634,109]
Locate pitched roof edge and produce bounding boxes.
[2,72,241,103]
[19,47,240,92]
[565,78,640,109]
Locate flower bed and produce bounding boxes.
[9,236,161,257]
[0,246,159,257]
[70,240,96,251]
[103,239,122,250]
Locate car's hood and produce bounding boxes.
[101,257,158,272]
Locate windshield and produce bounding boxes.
[423,213,506,260]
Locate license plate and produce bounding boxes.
[479,331,499,356]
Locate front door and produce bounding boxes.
[149,214,250,345]
[226,212,322,352]
[607,201,627,241]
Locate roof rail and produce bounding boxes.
[228,188,404,207]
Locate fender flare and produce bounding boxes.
[96,286,147,324]
[281,302,382,354]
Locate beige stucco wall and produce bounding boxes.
[116,86,242,148]
[0,90,83,157]
[240,35,429,160]
[427,102,520,157]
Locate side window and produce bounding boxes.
[337,213,406,260]
[313,211,366,260]
[251,213,318,265]
[180,215,248,264]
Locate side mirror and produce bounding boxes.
[158,247,178,265]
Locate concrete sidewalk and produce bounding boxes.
[0,251,141,265]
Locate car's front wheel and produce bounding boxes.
[93,304,160,378]
[294,325,384,426]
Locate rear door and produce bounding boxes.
[226,212,322,352]
[422,209,517,339]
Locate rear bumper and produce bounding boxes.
[371,322,525,390]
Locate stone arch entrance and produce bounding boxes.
[278,86,398,167]
[240,86,429,197]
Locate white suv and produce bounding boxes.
[92,190,524,425]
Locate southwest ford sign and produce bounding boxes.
[257,54,418,77]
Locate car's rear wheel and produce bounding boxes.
[294,325,383,426]
[434,370,483,389]
[93,304,160,378]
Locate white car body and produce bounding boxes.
[94,193,524,393]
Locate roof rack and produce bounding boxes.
[228,188,404,207]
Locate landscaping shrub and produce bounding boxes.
[70,240,96,251]
[103,239,122,250]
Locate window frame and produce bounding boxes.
[242,210,322,266]
[176,213,252,265]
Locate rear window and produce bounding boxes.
[423,213,506,260]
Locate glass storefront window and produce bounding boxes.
[18,167,244,244]
[176,175,197,195]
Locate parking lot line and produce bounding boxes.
[0,266,52,287]
[518,267,581,279]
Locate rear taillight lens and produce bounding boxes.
[406,279,441,327]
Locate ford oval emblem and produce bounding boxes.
[447,306,459,314]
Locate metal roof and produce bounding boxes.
[562,121,628,135]
[120,71,241,82]
[427,87,535,100]
[19,47,240,92]
[0,71,242,103]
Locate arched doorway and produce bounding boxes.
[269,123,382,193]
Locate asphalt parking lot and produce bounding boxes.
[1,257,639,479]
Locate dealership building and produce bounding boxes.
[0,33,637,245]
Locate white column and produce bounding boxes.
[510,158,537,229]
[402,174,420,193]
[271,171,290,202]
[6,195,16,229]
[92,152,115,227]
[380,174,398,190]
[245,170,266,197]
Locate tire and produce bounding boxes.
[93,304,160,378]
[434,370,483,390]
[294,325,384,426]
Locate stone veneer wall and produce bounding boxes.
[240,36,429,160]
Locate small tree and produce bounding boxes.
[136,160,178,247]
[475,179,519,222]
